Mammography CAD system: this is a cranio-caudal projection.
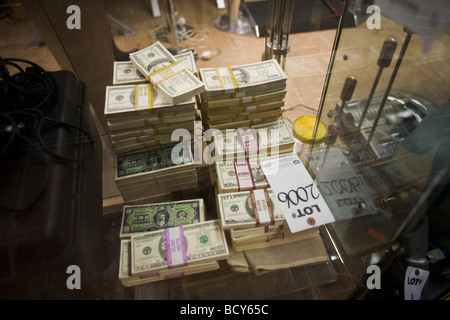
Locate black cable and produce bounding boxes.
[0,57,96,162]
[0,57,97,212]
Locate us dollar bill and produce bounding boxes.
[113,51,197,85]
[114,142,194,181]
[119,240,220,287]
[217,188,285,229]
[104,84,195,119]
[131,220,229,274]
[215,154,293,193]
[120,199,205,238]
[199,59,287,98]
[129,41,205,105]
[212,119,295,160]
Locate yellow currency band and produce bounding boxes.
[214,67,240,94]
[147,61,187,87]
[134,84,154,112]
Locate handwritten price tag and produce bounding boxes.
[260,153,335,233]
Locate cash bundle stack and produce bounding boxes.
[117,198,223,287]
[119,219,229,287]
[198,59,287,130]
[107,47,202,155]
[114,142,197,202]
[216,187,319,252]
[210,118,296,162]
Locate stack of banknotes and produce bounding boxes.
[106,49,200,155]
[114,142,197,202]
[216,188,319,251]
[210,119,295,162]
[117,199,226,287]
[119,219,229,287]
[198,59,287,130]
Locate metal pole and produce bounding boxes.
[262,0,293,69]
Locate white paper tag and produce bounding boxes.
[404,266,429,300]
[260,153,335,233]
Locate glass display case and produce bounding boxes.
[306,0,450,299]
[2,0,449,301]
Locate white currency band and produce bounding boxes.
[164,226,187,268]
[234,160,255,191]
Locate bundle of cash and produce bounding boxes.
[119,199,206,238]
[114,143,197,201]
[211,119,295,162]
[130,220,229,276]
[198,59,287,130]
[105,83,197,154]
[130,41,205,105]
[119,239,220,287]
[215,154,292,193]
[199,59,287,99]
[216,188,318,251]
[113,51,197,86]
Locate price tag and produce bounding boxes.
[260,153,335,233]
[404,266,429,300]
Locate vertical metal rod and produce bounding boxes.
[364,32,412,153]
[358,37,397,129]
[164,0,179,53]
[357,67,383,129]
[262,0,293,67]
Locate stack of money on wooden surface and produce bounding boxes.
[119,220,228,287]
[211,119,295,162]
[114,142,197,201]
[106,50,199,155]
[198,59,287,130]
[130,41,205,105]
[216,188,319,251]
[214,153,294,193]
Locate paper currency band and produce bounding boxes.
[250,189,275,226]
[147,61,187,87]
[236,127,259,154]
[214,66,240,94]
[233,159,256,191]
[164,226,188,269]
[134,84,154,112]
[266,233,285,242]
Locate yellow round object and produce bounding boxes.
[293,116,327,143]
